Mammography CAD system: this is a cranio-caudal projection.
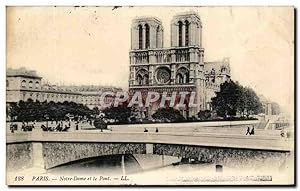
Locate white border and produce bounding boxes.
[1,0,298,190]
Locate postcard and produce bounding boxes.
[6,6,295,186]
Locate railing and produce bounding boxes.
[153,49,172,63]
[131,47,195,64]
[134,51,149,64]
[6,130,292,151]
[175,48,190,62]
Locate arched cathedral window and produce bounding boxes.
[143,74,149,85]
[156,25,160,48]
[136,69,149,85]
[176,67,189,84]
[137,74,143,85]
[178,21,183,47]
[145,24,150,49]
[185,20,189,46]
[138,24,143,49]
[176,73,184,83]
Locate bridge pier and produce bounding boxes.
[146,143,153,154]
[121,155,126,175]
[31,142,46,173]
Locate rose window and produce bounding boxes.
[156,67,171,84]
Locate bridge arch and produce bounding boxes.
[40,142,289,170]
[47,154,144,175]
[43,142,147,169]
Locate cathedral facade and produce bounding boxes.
[128,12,231,118]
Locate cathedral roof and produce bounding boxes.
[204,58,230,75]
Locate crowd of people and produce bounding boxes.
[8,118,97,133]
[9,120,76,133]
[40,121,71,132]
[9,122,35,133]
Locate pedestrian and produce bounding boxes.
[250,127,255,135]
[155,128,159,133]
[144,128,148,132]
[246,126,250,135]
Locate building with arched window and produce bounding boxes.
[129,12,231,118]
[6,68,122,110]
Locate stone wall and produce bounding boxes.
[153,144,290,169]
[7,141,291,171]
[43,142,146,169]
[6,142,33,171]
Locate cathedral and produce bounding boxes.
[128,12,231,118]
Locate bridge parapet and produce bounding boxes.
[7,131,292,151]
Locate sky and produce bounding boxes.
[6,6,294,112]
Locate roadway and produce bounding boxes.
[6,128,292,152]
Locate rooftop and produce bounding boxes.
[132,17,162,25]
[6,67,42,79]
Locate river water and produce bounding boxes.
[47,154,285,184]
[48,154,220,177]
[47,154,221,184]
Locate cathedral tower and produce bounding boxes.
[131,17,163,50]
[171,12,202,47]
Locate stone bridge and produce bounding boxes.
[6,130,292,171]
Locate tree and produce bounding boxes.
[152,107,185,122]
[93,117,107,132]
[211,80,241,118]
[92,107,100,116]
[103,105,131,123]
[8,100,96,122]
[212,80,263,119]
[7,102,20,121]
[17,99,39,122]
[236,87,263,117]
